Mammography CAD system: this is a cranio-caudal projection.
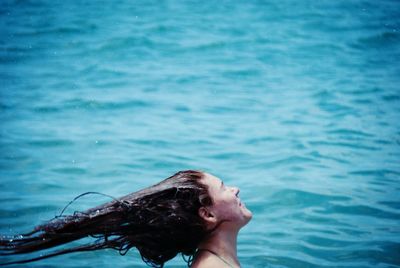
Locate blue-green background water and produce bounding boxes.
[1,0,400,267]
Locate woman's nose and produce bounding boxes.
[232,187,240,196]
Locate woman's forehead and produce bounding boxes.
[203,173,222,190]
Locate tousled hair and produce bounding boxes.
[0,170,213,267]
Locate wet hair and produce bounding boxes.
[0,170,213,267]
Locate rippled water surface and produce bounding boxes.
[1,0,400,267]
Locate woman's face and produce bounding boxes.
[201,173,252,228]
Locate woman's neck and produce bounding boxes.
[198,227,240,267]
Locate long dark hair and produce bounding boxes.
[0,170,213,267]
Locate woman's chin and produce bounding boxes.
[244,209,253,221]
[240,204,253,223]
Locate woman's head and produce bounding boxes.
[197,172,253,231]
[121,170,252,265]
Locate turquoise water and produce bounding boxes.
[1,0,400,267]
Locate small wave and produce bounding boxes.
[0,205,59,218]
[95,36,160,53]
[256,155,317,170]
[349,169,400,177]
[244,136,281,145]
[316,204,400,220]
[62,98,152,111]
[327,128,373,138]
[309,140,380,151]
[268,189,350,209]
[32,106,61,113]
[248,254,329,268]
[378,201,400,210]
[382,94,400,102]
[222,68,262,79]
[27,139,73,148]
[210,152,250,160]
[309,151,350,164]
[355,32,399,49]
[302,235,360,249]
[13,26,88,37]
[51,167,88,175]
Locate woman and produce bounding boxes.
[0,170,252,267]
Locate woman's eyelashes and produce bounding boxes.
[220,182,239,196]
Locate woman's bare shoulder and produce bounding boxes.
[191,251,231,268]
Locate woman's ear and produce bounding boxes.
[198,207,217,225]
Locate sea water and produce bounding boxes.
[1,0,399,267]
